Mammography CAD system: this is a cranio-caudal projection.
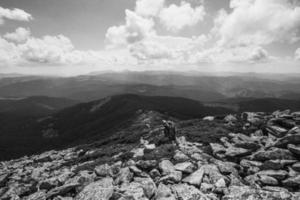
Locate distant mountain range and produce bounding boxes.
[0,72,300,102]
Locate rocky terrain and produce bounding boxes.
[1,109,300,200]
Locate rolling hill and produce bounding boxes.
[0,94,232,161]
[0,96,79,116]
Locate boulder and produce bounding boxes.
[225,146,253,158]
[258,175,278,186]
[210,143,226,155]
[240,160,262,174]
[156,183,175,200]
[266,125,288,138]
[287,127,300,135]
[171,184,212,200]
[275,134,300,147]
[94,164,111,177]
[257,170,288,180]
[251,147,295,161]
[224,115,237,123]
[24,191,46,200]
[230,133,261,150]
[203,116,214,121]
[292,162,300,172]
[174,162,195,174]
[134,177,157,199]
[288,144,300,155]
[0,173,10,187]
[118,182,148,200]
[159,171,182,184]
[39,177,60,190]
[159,160,175,175]
[222,186,292,200]
[282,175,300,188]
[136,160,157,170]
[173,150,189,162]
[244,174,260,186]
[46,183,80,199]
[262,160,297,170]
[75,177,114,200]
[182,168,204,186]
[214,160,239,176]
[115,167,133,185]
[149,169,161,179]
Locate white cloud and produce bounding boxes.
[4,27,31,43]
[18,35,74,64]
[295,48,300,60]
[248,47,269,63]
[191,45,270,64]
[135,0,165,17]
[0,7,32,24]
[0,34,129,67]
[159,1,205,32]
[105,9,155,48]
[214,0,300,47]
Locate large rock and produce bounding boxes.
[182,168,204,186]
[39,177,60,190]
[47,183,80,199]
[0,173,10,187]
[159,160,175,175]
[182,164,227,187]
[174,162,195,174]
[225,146,253,158]
[118,182,148,200]
[75,177,113,200]
[156,183,175,200]
[266,125,288,138]
[274,134,300,147]
[251,147,295,161]
[94,164,111,177]
[258,175,278,186]
[24,191,46,200]
[287,144,300,155]
[282,175,300,187]
[210,143,226,155]
[230,133,261,150]
[136,160,157,170]
[134,177,157,199]
[222,186,292,200]
[115,167,133,185]
[292,162,300,172]
[159,171,182,184]
[262,160,297,170]
[171,184,213,200]
[240,159,262,174]
[173,150,189,162]
[256,170,288,180]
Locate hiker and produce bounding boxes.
[162,120,177,145]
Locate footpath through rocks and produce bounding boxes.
[1,110,300,199]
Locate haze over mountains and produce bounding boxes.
[1,71,300,161]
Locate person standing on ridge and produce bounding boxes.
[162,120,177,145]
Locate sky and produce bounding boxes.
[0,0,300,76]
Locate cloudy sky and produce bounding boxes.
[0,0,300,75]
